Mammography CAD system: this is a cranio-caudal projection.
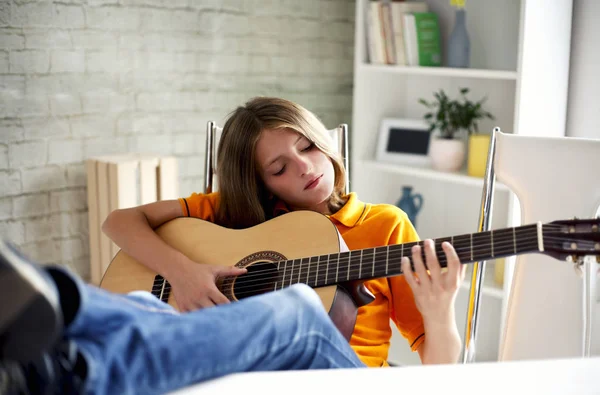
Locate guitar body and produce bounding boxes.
[100,211,374,340]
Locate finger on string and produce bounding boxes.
[411,244,431,289]
[442,241,461,285]
[401,257,420,288]
[226,266,248,276]
[423,239,442,284]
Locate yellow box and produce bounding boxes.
[494,259,505,287]
[467,134,491,178]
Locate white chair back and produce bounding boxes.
[464,128,600,362]
[496,130,600,360]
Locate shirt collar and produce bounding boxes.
[272,192,366,228]
[329,192,366,228]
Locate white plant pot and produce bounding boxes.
[428,138,466,172]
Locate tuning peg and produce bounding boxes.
[573,264,584,278]
[567,255,585,278]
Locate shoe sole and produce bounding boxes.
[0,240,63,362]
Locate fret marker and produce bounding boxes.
[159,282,165,302]
[372,248,375,277]
[386,246,389,275]
[470,233,473,261]
[290,259,297,286]
[325,254,330,285]
[359,250,363,279]
[537,222,544,252]
[313,256,318,287]
[282,260,288,288]
[347,252,350,281]
[277,261,281,290]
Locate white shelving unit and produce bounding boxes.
[358,63,519,81]
[362,160,510,191]
[351,0,573,365]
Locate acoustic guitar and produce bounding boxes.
[100,211,600,340]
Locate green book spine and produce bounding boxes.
[414,12,442,67]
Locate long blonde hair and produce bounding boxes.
[215,97,347,229]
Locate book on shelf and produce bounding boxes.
[389,1,429,65]
[403,12,442,67]
[365,0,387,64]
[365,1,438,67]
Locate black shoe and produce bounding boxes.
[0,239,63,363]
[0,359,28,394]
[0,339,87,395]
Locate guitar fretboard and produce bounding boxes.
[274,224,540,289]
[151,274,171,302]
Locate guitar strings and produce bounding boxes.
[158,233,595,298]
[220,233,592,290]
[155,223,588,287]
[228,236,597,297]
[156,233,594,294]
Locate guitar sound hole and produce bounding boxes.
[233,261,279,300]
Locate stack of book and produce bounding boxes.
[366,0,442,67]
[86,154,179,285]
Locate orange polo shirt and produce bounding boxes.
[179,192,425,367]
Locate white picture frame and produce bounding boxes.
[375,118,432,167]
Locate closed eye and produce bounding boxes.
[273,165,286,176]
[301,143,315,152]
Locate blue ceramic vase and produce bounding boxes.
[396,186,423,229]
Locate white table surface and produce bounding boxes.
[168,356,600,395]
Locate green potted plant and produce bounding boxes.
[419,88,494,174]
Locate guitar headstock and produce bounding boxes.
[542,217,600,262]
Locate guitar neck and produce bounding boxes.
[280,223,542,288]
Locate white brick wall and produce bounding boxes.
[0,0,355,281]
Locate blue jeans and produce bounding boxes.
[57,268,365,395]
